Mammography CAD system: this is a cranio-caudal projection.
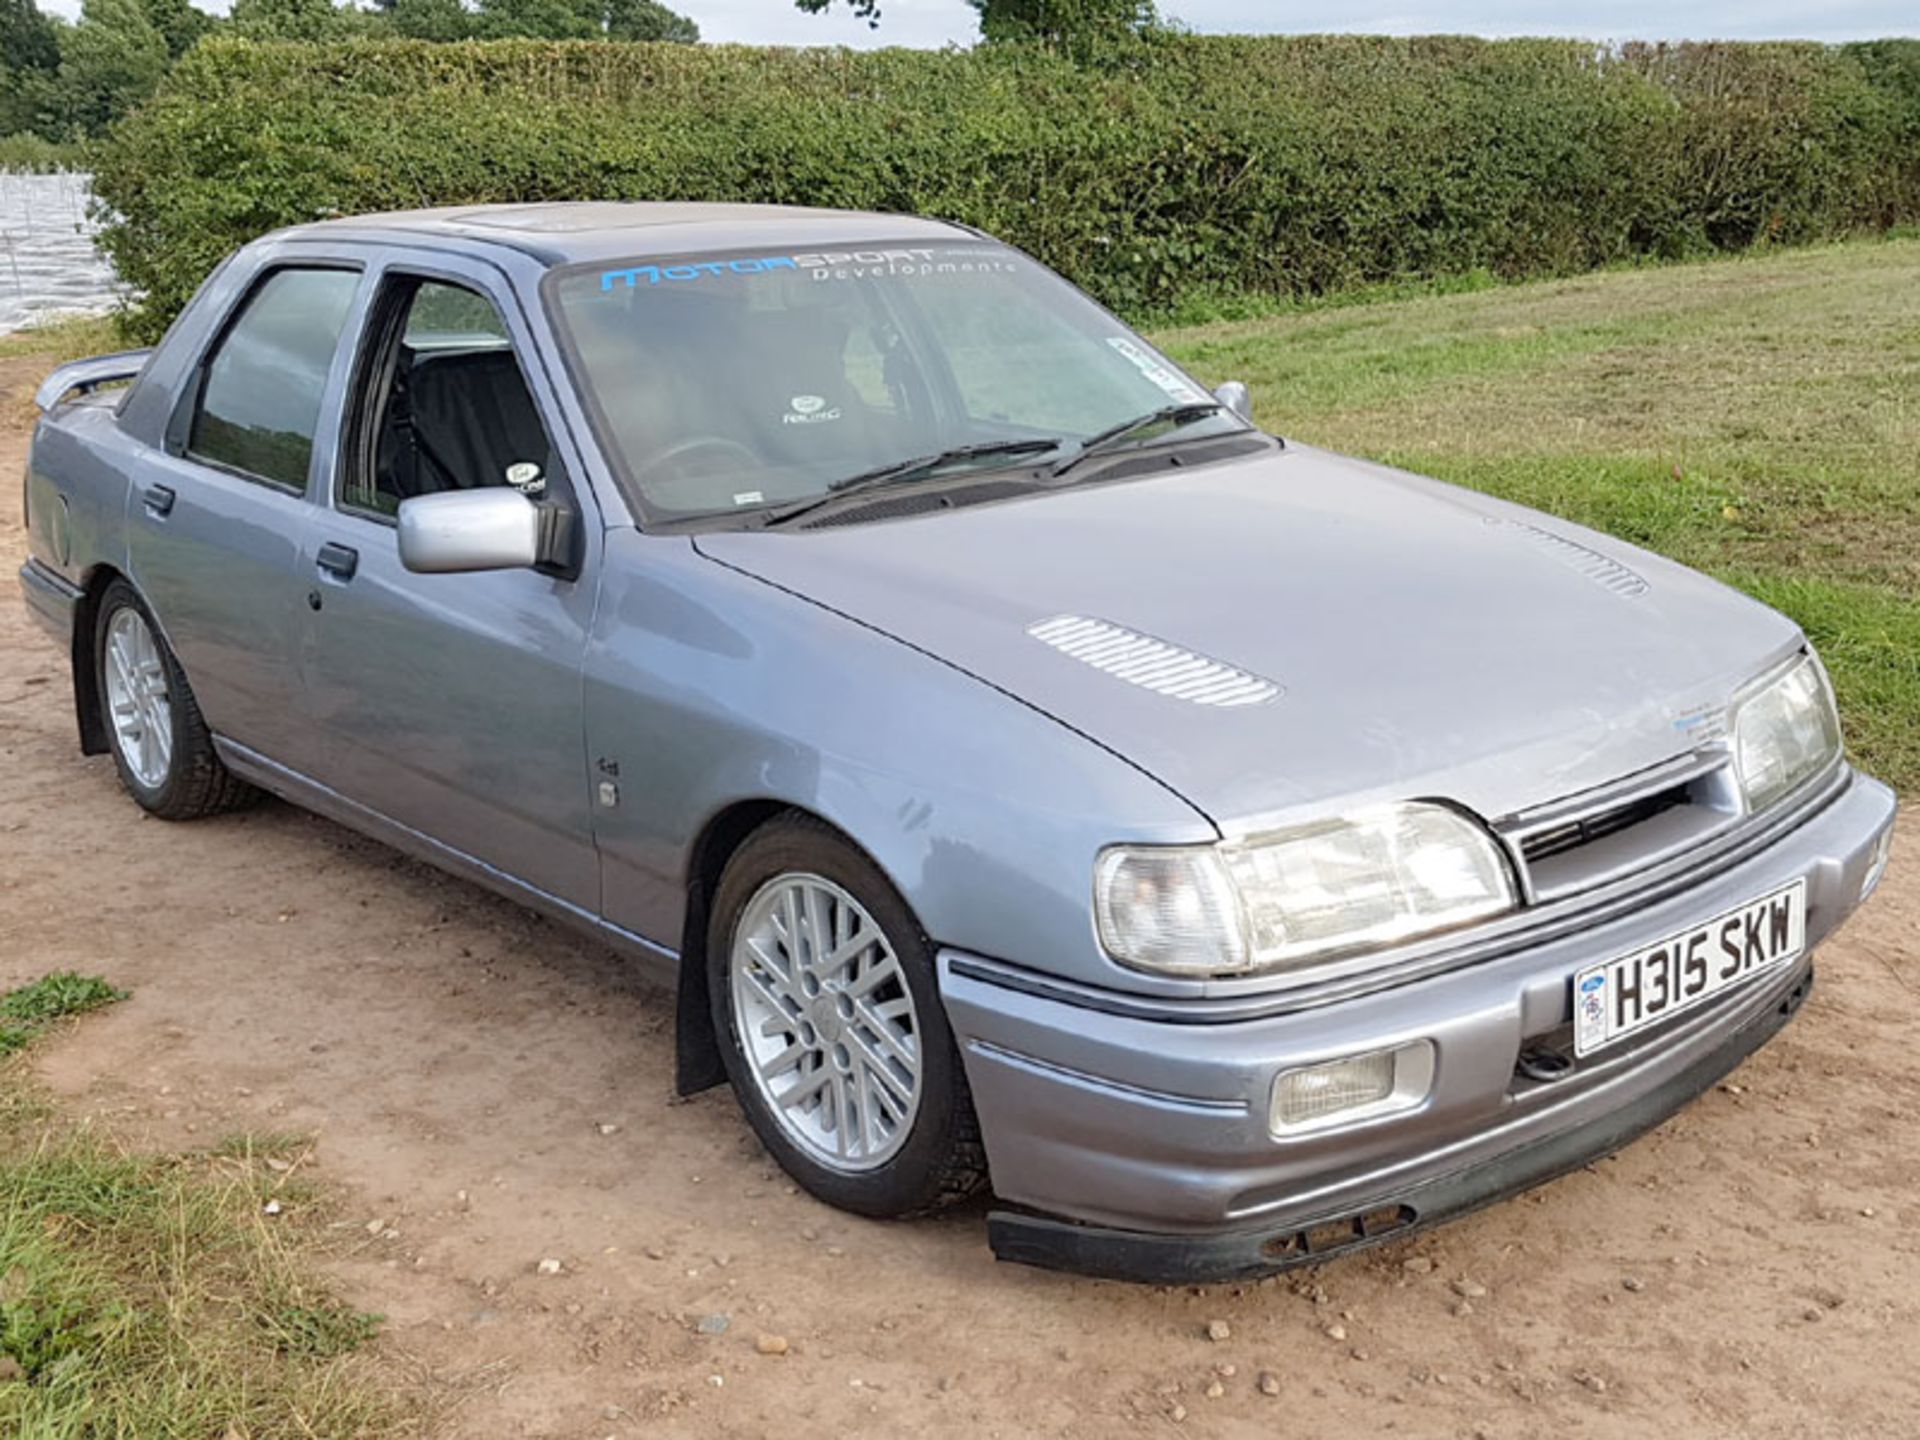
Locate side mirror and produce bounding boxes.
[397,489,560,574]
[1213,380,1253,422]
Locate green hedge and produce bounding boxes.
[91,35,1920,338]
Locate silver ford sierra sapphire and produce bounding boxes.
[18,204,1896,1281]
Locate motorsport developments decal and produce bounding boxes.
[600,248,1020,291]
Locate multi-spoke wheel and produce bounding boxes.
[731,874,922,1170]
[709,816,986,1217]
[94,579,258,820]
[103,606,173,791]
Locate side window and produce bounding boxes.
[188,268,360,490]
[345,279,563,517]
[402,283,510,348]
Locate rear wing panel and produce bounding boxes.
[34,349,152,413]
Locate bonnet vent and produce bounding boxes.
[1504,520,1649,599]
[1027,616,1279,708]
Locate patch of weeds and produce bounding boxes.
[0,983,412,1435]
[262,1294,385,1359]
[0,974,126,1057]
[213,1131,314,1162]
[0,316,120,363]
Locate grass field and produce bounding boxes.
[0,975,407,1434]
[1156,238,1920,792]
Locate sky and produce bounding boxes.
[688,1,1920,47]
[35,0,1920,44]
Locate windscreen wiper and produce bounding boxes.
[757,437,1065,529]
[1047,401,1225,479]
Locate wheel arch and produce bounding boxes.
[672,797,905,1097]
[70,562,127,757]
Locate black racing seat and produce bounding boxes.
[381,346,553,501]
[730,305,884,468]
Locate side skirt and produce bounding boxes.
[213,736,680,989]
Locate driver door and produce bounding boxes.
[295,253,604,912]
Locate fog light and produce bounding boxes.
[1270,1041,1435,1135]
[1862,827,1894,901]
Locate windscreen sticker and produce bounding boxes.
[1106,336,1209,404]
[599,249,1017,291]
[601,256,800,290]
[783,394,842,426]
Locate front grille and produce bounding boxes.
[1520,783,1691,863]
[1498,749,1741,904]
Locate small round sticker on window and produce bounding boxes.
[784,395,842,426]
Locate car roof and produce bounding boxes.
[280,201,973,266]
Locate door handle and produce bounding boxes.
[142,484,175,517]
[315,542,359,581]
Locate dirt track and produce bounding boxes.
[4,352,1919,1438]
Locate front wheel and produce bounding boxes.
[708,816,987,1217]
[95,578,258,820]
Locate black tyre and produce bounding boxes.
[94,578,258,820]
[708,814,987,1218]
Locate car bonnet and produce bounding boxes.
[693,444,1802,832]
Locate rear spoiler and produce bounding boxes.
[34,349,152,412]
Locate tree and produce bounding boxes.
[473,0,698,43]
[970,0,1155,46]
[227,0,356,41]
[389,0,472,41]
[2,0,61,73]
[793,0,877,25]
[605,0,697,43]
[0,0,66,137]
[473,0,598,40]
[142,0,213,58]
[793,0,1155,46]
[57,0,168,133]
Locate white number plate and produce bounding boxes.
[1573,880,1806,1057]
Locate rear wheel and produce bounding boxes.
[95,579,258,820]
[708,816,986,1217]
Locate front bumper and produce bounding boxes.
[941,768,1896,1282]
[18,557,83,648]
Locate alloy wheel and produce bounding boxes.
[103,607,173,791]
[729,873,923,1172]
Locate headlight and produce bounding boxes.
[1732,653,1841,813]
[1093,846,1247,976]
[1095,803,1517,978]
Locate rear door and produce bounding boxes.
[127,262,365,765]
[293,251,604,912]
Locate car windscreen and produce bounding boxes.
[546,241,1243,524]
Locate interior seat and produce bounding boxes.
[381,347,554,501]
